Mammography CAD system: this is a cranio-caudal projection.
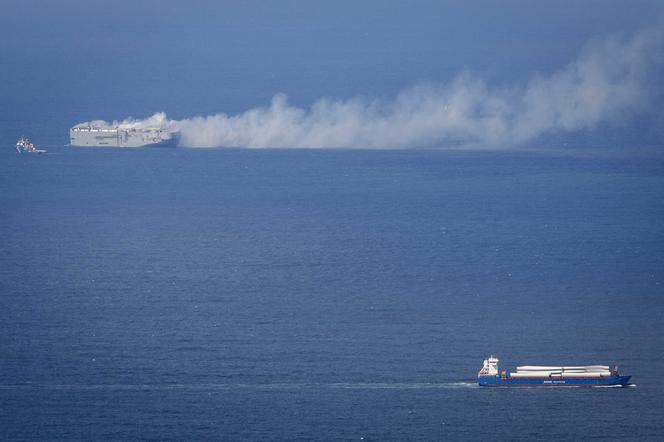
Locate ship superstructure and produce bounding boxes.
[70,125,178,147]
[478,356,631,387]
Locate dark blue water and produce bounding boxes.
[1,146,663,440]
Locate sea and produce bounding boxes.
[1,145,663,440]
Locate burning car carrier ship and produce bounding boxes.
[70,125,178,148]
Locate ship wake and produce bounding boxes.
[0,382,479,391]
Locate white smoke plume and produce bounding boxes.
[74,112,172,130]
[77,28,663,148]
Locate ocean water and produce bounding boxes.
[1,146,663,440]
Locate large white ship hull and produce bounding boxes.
[70,126,178,147]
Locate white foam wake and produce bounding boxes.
[0,382,479,391]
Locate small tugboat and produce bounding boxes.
[16,136,46,154]
[478,356,631,387]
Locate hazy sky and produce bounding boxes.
[1,0,662,147]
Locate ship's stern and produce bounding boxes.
[478,356,501,386]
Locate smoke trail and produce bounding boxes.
[77,28,663,149]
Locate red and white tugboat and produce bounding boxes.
[16,136,46,154]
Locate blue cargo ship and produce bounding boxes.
[478,356,631,387]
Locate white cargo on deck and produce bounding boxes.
[516,365,609,371]
[511,364,612,378]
